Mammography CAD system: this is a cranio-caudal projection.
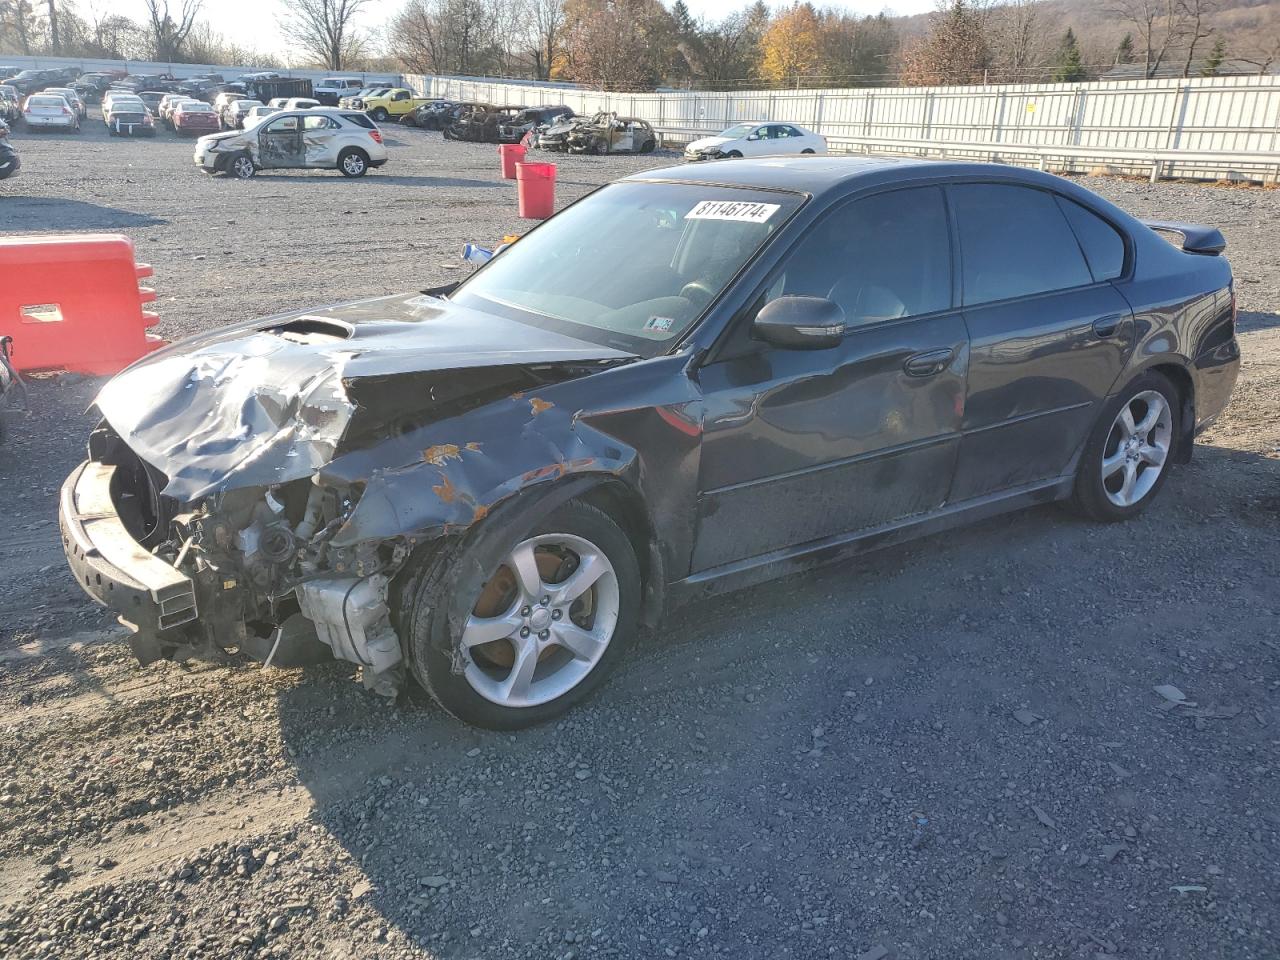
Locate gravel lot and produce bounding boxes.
[1,117,1278,960]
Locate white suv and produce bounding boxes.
[194,108,388,179]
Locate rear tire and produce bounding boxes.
[403,499,641,730]
[370,107,389,122]
[1069,371,1180,522]
[338,147,369,177]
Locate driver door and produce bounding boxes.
[258,114,304,168]
[692,185,969,572]
[740,125,770,156]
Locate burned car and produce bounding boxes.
[566,113,657,154]
[443,103,521,142]
[61,158,1239,729]
[402,99,458,129]
[497,105,573,144]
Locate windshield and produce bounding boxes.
[719,123,757,138]
[452,181,804,355]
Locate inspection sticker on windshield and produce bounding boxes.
[685,200,780,224]
[645,316,675,333]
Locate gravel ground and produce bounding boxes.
[1,117,1278,960]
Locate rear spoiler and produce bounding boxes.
[1141,220,1226,256]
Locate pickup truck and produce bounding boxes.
[344,87,429,122]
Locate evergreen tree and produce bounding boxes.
[1200,34,1226,75]
[1115,32,1134,65]
[1052,27,1086,82]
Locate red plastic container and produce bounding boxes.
[499,143,527,179]
[0,234,166,376]
[515,161,556,219]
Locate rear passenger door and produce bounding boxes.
[948,182,1135,501]
[301,114,341,166]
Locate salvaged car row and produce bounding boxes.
[0,65,840,183]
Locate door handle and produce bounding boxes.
[903,348,956,377]
[1092,314,1125,338]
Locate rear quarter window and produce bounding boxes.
[342,113,375,129]
[1056,196,1127,281]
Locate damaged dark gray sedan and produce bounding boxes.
[60,157,1240,728]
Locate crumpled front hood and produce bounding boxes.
[198,130,244,146]
[96,293,635,502]
[687,135,732,153]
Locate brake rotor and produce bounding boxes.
[470,549,566,669]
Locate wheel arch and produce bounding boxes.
[391,471,663,659]
[1122,358,1196,464]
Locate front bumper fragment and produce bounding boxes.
[60,460,198,660]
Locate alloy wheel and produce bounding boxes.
[1101,389,1172,507]
[460,533,620,708]
[231,155,255,179]
[342,153,366,176]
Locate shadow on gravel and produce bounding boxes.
[272,444,1280,958]
[0,198,165,230]
[1236,310,1280,332]
[260,174,500,189]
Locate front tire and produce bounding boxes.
[404,499,641,729]
[1069,371,1180,521]
[228,152,256,179]
[724,150,742,158]
[338,147,369,177]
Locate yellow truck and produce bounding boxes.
[342,88,430,123]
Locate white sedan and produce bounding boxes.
[22,93,80,132]
[684,122,826,161]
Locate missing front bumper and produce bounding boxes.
[59,460,198,661]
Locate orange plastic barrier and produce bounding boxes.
[499,143,526,179]
[0,233,166,376]
[515,161,556,219]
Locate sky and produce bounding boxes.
[115,0,938,62]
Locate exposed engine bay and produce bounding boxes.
[91,420,409,694]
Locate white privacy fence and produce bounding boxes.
[407,73,1280,182]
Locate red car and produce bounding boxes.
[172,101,219,136]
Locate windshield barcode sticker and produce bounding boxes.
[685,200,780,223]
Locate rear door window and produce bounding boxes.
[950,183,1093,305]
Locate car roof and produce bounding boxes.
[624,156,1062,196]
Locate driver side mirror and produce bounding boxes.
[752,296,844,350]
[746,133,759,140]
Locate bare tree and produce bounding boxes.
[1237,35,1280,75]
[1106,0,1187,78]
[1179,0,1218,77]
[45,0,58,51]
[142,0,202,61]
[279,0,370,70]
[988,0,1043,82]
[1,0,36,54]
[526,0,565,79]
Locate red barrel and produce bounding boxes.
[515,162,556,219]
[499,143,526,179]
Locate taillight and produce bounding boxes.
[369,129,382,143]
